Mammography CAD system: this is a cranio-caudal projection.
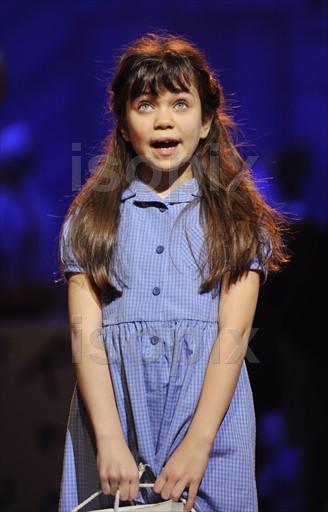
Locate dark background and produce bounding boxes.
[0,1,327,511]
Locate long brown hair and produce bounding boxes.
[59,31,290,295]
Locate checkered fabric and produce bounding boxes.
[58,177,269,511]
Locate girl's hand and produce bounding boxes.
[153,434,212,512]
[96,436,140,502]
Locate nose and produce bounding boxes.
[154,107,174,129]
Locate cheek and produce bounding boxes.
[184,126,202,148]
[129,120,150,144]
[181,115,202,139]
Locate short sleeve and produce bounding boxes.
[59,215,86,276]
[247,231,273,283]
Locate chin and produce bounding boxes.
[155,156,191,172]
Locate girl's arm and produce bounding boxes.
[67,272,125,444]
[185,270,260,448]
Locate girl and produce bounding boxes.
[58,32,289,512]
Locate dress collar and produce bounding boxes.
[120,176,202,204]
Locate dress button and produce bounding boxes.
[152,287,161,296]
[150,335,160,345]
[156,245,164,254]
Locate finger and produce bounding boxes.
[100,477,111,495]
[160,477,176,501]
[129,478,141,501]
[184,482,198,512]
[170,481,187,502]
[118,481,130,502]
[153,473,167,494]
[109,478,119,496]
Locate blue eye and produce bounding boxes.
[138,102,152,111]
[175,100,188,109]
[137,100,189,111]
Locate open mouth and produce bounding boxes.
[150,139,181,157]
[150,139,180,148]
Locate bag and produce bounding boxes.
[71,462,197,512]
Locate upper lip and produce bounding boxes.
[150,137,181,145]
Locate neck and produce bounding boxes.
[136,163,193,195]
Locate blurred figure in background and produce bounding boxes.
[273,144,328,512]
[0,52,53,317]
[253,144,328,511]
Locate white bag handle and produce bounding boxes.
[71,462,196,512]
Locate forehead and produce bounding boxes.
[127,64,197,100]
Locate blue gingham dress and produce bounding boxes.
[58,177,268,512]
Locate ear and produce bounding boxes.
[200,114,214,140]
[120,127,130,142]
[120,120,130,142]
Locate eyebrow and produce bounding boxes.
[137,91,194,100]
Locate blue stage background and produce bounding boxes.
[0,2,327,511]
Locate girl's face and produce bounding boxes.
[121,84,212,176]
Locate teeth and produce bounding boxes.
[152,140,179,148]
